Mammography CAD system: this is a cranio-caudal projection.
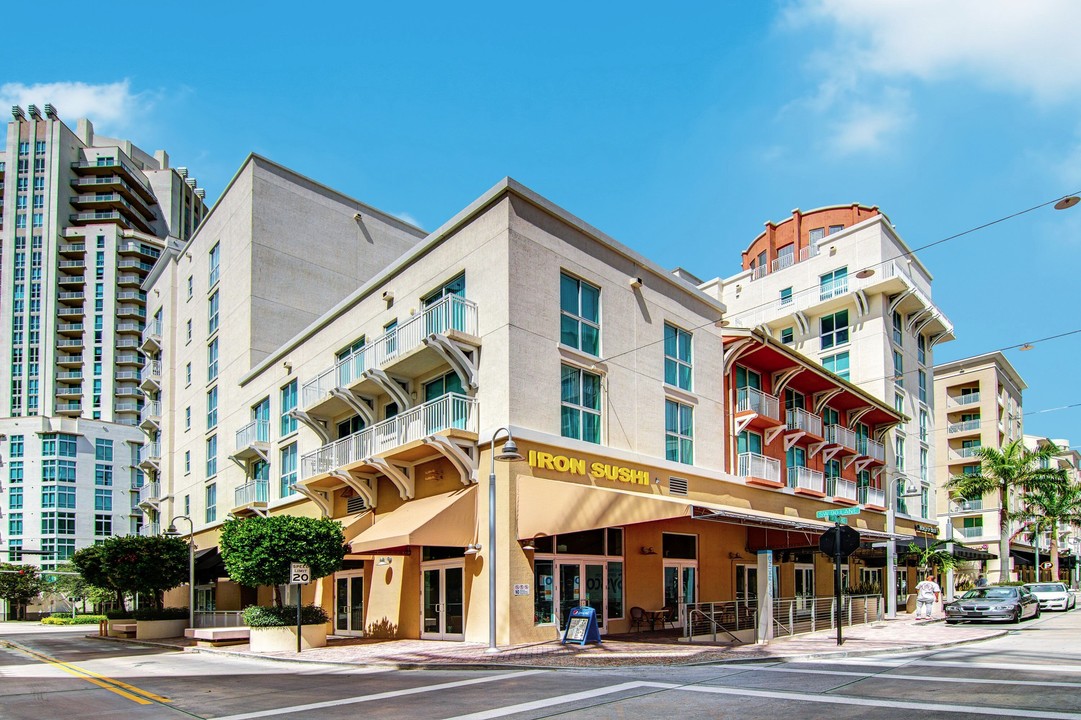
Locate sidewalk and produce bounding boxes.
[111,613,1007,669]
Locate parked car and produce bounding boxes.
[1024,582,1076,612]
[944,586,1041,624]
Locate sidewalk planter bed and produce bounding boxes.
[130,607,190,639]
[243,605,329,653]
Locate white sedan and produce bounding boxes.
[1024,582,1076,611]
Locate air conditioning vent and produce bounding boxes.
[669,477,688,495]
[346,496,367,514]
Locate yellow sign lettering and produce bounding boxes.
[528,451,650,485]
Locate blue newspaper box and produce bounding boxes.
[561,605,602,646]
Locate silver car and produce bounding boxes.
[944,586,1041,624]
[1024,582,1076,611]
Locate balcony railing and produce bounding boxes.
[819,275,849,301]
[235,419,270,449]
[956,446,982,459]
[302,295,479,408]
[858,486,886,507]
[959,526,985,539]
[234,480,269,507]
[138,480,161,505]
[948,419,981,434]
[142,319,162,346]
[955,392,980,406]
[140,402,161,424]
[738,452,781,484]
[301,393,478,480]
[951,498,984,513]
[786,408,822,438]
[825,424,858,451]
[770,252,796,273]
[139,522,161,537]
[827,477,858,502]
[140,360,162,383]
[787,466,824,494]
[736,387,781,422]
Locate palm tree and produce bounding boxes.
[947,439,1066,583]
[1012,479,1081,582]
[907,539,960,576]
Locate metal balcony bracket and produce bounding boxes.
[812,388,843,414]
[854,289,870,318]
[289,409,330,444]
[291,484,331,518]
[424,334,478,391]
[854,457,873,473]
[330,388,374,425]
[228,455,247,471]
[808,440,826,459]
[423,435,477,485]
[888,289,913,315]
[820,445,843,463]
[783,431,805,451]
[928,330,949,348]
[722,338,757,376]
[793,311,809,336]
[772,367,803,397]
[871,467,885,480]
[906,307,933,333]
[364,456,414,500]
[363,368,412,410]
[755,324,774,339]
[765,425,786,446]
[847,406,873,428]
[733,414,756,437]
[331,471,377,509]
[842,453,858,469]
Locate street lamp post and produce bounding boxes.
[164,515,195,630]
[486,427,524,653]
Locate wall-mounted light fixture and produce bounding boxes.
[629,276,643,289]
[282,361,292,373]
[464,543,482,555]
[376,556,392,566]
[640,546,657,555]
[727,552,743,560]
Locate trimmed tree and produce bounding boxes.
[947,439,1066,583]
[0,563,45,620]
[219,515,346,606]
[71,535,189,612]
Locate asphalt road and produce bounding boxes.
[3,610,1081,720]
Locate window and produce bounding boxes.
[894,392,904,413]
[776,244,795,270]
[892,311,904,346]
[819,267,847,301]
[206,435,217,477]
[95,464,112,486]
[9,513,23,536]
[663,324,692,390]
[893,350,904,386]
[205,483,217,523]
[808,227,825,242]
[560,365,601,443]
[184,451,191,474]
[785,389,805,410]
[281,380,298,436]
[895,435,906,471]
[917,334,926,365]
[735,366,761,390]
[280,443,297,497]
[559,272,600,355]
[780,327,794,345]
[779,287,793,306]
[208,290,219,335]
[918,370,927,403]
[209,242,220,287]
[8,486,23,509]
[820,309,849,349]
[920,448,929,483]
[184,495,191,515]
[95,488,112,511]
[208,338,219,381]
[186,319,192,344]
[207,387,218,428]
[186,363,192,387]
[828,224,844,235]
[665,400,693,464]
[95,514,112,537]
[185,406,192,431]
[822,351,850,380]
[187,275,193,300]
[95,438,113,461]
[9,461,23,484]
[737,431,763,455]
[919,410,929,441]
[825,458,841,480]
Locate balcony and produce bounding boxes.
[115,370,140,382]
[785,408,823,441]
[115,386,141,398]
[55,384,83,398]
[856,438,885,463]
[56,338,84,350]
[301,295,479,414]
[70,156,156,202]
[116,337,141,350]
[959,526,986,539]
[951,498,984,513]
[140,401,161,430]
[118,241,161,260]
[116,352,142,365]
[138,479,161,508]
[58,259,84,270]
[57,308,84,320]
[858,485,887,509]
[69,210,132,229]
[819,275,849,302]
[952,392,980,407]
[116,304,147,319]
[138,444,161,473]
[737,452,782,488]
[826,476,858,504]
[118,258,155,273]
[115,401,140,414]
[56,371,83,381]
[140,359,162,391]
[58,289,85,303]
[56,401,82,416]
[234,480,269,510]
[787,466,825,496]
[59,241,86,256]
[948,419,981,435]
[116,322,144,336]
[139,522,161,537]
[141,319,163,353]
[951,446,982,463]
[117,290,147,303]
[233,420,271,462]
[824,424,858,452]
[117,273,143,287]
[301,393,479,482]
[734,387,783,433]
[70,175,156,214]
[56,322,84,336]
[56,352,83,368]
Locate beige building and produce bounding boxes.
[150,168,916,644]
[934,352,1025,579]
[1022,434,1080,584]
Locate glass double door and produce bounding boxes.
[556,560,605,631]
[421,561,464,641]
[794,564,815,611]
[335,573,364,636]
[663,561,698,628]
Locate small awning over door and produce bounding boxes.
[349,487,476,554]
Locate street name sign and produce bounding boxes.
[816,506,861,519]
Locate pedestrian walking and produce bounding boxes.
[915,577,941,619]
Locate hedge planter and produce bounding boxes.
[106,618,136,637]
[249,624,328,652]
[136,618,189,640]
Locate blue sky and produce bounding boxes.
[5,1,1081,449]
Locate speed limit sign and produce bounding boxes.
[289,563,311,584]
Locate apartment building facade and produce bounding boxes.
[1021,434,1080,584]
[151,175,917,644]
[0,105,207,570]
[933,352,1026,579]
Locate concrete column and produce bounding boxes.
[756,550,773,644]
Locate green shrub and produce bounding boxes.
[242,604,329,627]
[105,609,135,620]
[132,607,189,621]
[995,580,1027,586]
[41,615,107,625]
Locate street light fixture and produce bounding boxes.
[486,427,524,653]
[163,515,195,630]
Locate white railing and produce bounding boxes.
[787,466,824,493]
[959,526,985,539]
[140,402,161,424]
[301,393,478,480]
[956,446,982,459]
[139,522,161,537]
[952,498,984,513]
[138,481,160,504]
[140,360,162,383]
[115,402,139,413]
[948,419,981,434]
[827,477,858,502]
[235,419,270,449]
[142,319,162,345]
[825,424,858,451]
[301,295,479,408]
[786,408,822,438]
[859,486,886,507]
[954,392,980,406]
[771,252,796,273]
[799,245,820,263]
[738,452,781,484]
[234,480,269,507]
[751,264,769,280]
[138,443,161,465]
[819,275,849,301]
[736,387,781,422]
[857,438,885,462]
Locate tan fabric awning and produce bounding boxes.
[516,476,912,541]
[340,511,375,542]
[349,487,476,554]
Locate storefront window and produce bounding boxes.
[606,528,623,556]
[607,561,623,619]
[556,529,605,555]
[534,559,555,625]
[662,532,697,559]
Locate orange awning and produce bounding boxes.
[349,487,476,554]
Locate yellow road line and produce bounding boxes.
[2,640,171,705]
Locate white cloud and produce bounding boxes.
[394,211,423,228]
[0,80,142,134]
